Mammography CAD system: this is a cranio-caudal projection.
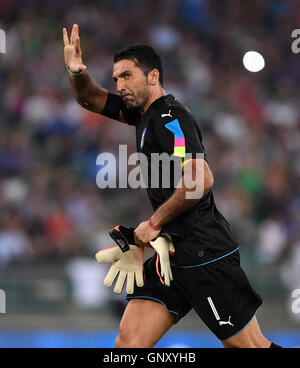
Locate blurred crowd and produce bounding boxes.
[0,0,299,293]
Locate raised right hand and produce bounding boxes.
[63,24,87,73]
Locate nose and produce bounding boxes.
[116,79,126,95]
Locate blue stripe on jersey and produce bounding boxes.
[164,119,185,139]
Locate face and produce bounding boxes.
[112,59,150,110]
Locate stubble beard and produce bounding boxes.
[123,82,149,111]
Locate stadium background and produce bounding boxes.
[0,0,300,348]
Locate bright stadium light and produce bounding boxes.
[243,51,265,72]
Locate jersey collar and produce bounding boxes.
[143,93,175,118]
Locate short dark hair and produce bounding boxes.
[114,44,164,86]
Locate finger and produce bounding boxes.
[114,270,126,294]
[159,262,169,286]
[63,27,69,46]
[135,237,148,248]
[155,253,164,285]
[103,265,119,287]
[168,249,175,256]
[168,241,175,254]
[126,272,134,294]
[135,269,144,287]
[169,264,173,281]
[163,267,170,286]
[70,23,78,45]
[75,36,81,55]
[95,246,120,263]
[134,234,142,247]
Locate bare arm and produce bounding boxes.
[68,70,108,114]
[63,24,125,120]
[151,159,214,227]
[134,159,214,246]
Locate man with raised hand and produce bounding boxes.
[63,24,282,348]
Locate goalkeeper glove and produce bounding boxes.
[95,226,175,294]
[95,244,144,294]
[150,234,175,287]
[110,225,176,286]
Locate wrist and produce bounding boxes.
[148,217,161,231]
[66,65,84,76]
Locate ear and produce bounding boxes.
[148,69,160,86]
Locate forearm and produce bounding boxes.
[134,160,213,246]
[151,187,200,228]
[68,70,108,113]
[151,158,213,228]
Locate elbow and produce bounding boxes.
[204,173,214,194]
[184,158,214,197]
[203,163,214,193]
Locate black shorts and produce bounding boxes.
[126,249,262,341]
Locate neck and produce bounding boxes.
[140,87,166,115]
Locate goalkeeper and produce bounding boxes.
[63,24,282,348]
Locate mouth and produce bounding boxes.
[122,95,137,109]
[121,91,133,97]
[122,95,133,100]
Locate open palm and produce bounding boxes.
[63,24,86,73]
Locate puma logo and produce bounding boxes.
[161,110,172,118]
[207,297,234,328]
[219,316,234,327]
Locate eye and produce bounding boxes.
[124,73,130,79]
